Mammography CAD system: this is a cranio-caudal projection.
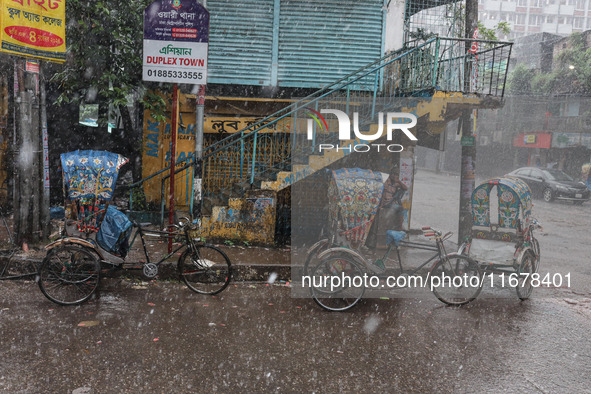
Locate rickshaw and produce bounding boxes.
[304,168,482,311]
[459,177,541,300]
[37,150,232,306]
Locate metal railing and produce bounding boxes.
[131,36,513,215]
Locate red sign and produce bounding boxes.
[513,132,552,148]
[4,26,63,47]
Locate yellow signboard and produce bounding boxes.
[0,0,66,63]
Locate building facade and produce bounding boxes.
[479,0,591,39]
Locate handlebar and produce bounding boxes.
[421,226,453,242]
[422,226,441,238]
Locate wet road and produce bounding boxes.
[1,170,590,392]
[0,279,589,393]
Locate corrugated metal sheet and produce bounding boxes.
[206,0,385,88]
[277,0,384,88]
[207,0,275,85]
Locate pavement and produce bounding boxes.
[0,231,446,286]
[0,237,293,283]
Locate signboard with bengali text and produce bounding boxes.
[0,0,66,63]
[143,0,209,84]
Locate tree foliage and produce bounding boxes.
[51,0,164,116]
[509,32,591,96]
[507,63,535,95]
[49,0,168,181]
[477,21,510,43]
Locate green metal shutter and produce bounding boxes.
[277,0,384,88]
[207,0,275,85]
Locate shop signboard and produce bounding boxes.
[513,132,552,149]
[0,0,66,63]
[143,0,209,84]
[551,132,581,148]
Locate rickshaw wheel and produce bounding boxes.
[302,239,330,277]
[37,245,101,306]
[178,245,232,295]
[310,254,366,312]
[531,237,541,273]
[430,254,482,306]
[516,250,536,301]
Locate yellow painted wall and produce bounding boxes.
[142,91,292,206]
[196,190,276,244]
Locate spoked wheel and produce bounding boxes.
[178,245,232,295]
[302,239,330,277]
[542,188,554,202]
[37,245,101,306]
[516,250,536,301]
[530,237,541,273]
[310,254,366,312]
[430,254,482,306]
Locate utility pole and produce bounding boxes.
[458,0,478,243]
[40,65,50,239]
[13,59,41,246]
[193,84,205,220]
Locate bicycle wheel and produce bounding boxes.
[37,245,101,306]
[430,254,482,306]
[516,250,536,301]
[310,254,366,312]
[178,245,232,295]
[302,239,330,277]
[530,237,541,273]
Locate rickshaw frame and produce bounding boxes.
[303,167,482,311]
[36,150,232,306]
[458,176,541,300]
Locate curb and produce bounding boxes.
[0,255,292,282]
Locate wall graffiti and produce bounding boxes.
[200,193,276,244]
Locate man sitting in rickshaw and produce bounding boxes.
[366,165,408,249]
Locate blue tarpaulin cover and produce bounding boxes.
[97,206,133,256]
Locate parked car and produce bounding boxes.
[506,167,590,204]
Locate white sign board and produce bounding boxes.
[143,40,207,83]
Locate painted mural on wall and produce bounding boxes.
[198,191,276,244]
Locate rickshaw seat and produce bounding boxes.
[468,238,516,265]
[386,230,407,247]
